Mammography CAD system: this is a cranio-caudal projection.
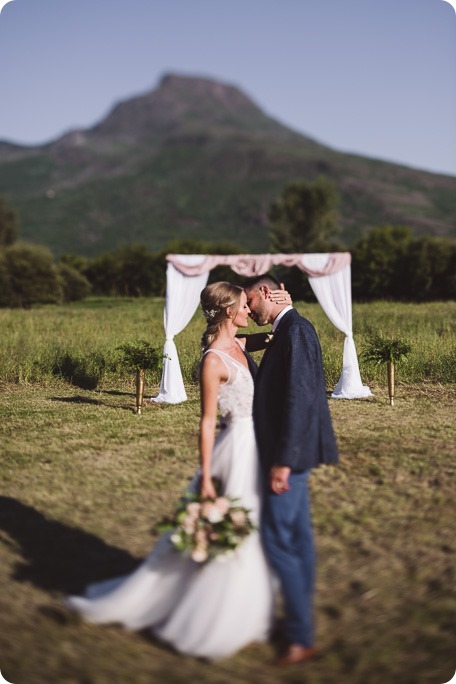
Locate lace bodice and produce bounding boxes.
[204,349,254,422]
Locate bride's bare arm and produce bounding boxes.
[199,354,226,500]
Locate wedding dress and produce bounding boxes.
[64,348,275,660]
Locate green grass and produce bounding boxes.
[0,298,454,388]
[0,298,455,683]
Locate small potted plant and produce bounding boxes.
[117,340,164,414]
[362,334,411,406]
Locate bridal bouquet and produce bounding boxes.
[158,489,255,564]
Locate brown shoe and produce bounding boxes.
[275,644,319,667]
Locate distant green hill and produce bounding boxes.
[0,73,455,257]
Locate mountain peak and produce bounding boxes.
[89,72,293,143]
[1,72,453,258]
[157,72,261,110]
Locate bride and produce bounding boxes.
[64,281,287,660]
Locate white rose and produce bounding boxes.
[202,502,223,524]
[186,502,201,518]
[230,510,247,527]
[214,497,230,515]
[182,516,195,534]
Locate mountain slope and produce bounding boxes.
[0,74,454,256]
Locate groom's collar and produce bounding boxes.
[272,305,293,333]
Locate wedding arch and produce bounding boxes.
[151,252,372,404]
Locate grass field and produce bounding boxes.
[0,298,455,684]
[0,298,455,388]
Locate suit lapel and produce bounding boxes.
[257,309,296,370]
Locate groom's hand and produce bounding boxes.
[270,466,291,494]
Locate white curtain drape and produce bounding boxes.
[151,257,209,404]
[151,253,372,404]
[304,255,372,399]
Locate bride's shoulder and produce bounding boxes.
[201,348,229,382]
[202,347,226,368]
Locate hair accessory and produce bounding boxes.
[203,307,220,321]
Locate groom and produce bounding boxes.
[244,274,339,666]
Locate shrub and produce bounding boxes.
[0,249,12,307]
[361,334,412,365]
[352,225,412,301]
[85,246,165,297]
[2,242,62,308]
[116,340,164,372]
[51,350,106,389]
[0,197,19,247]
[57,263,91,303]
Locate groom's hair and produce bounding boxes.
[244,273,281,291]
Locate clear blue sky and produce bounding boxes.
[0,0,455,176]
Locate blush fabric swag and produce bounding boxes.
[151,253,372,404]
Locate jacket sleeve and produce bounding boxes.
[274,322,321,469]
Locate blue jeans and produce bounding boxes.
[261,470,315,647]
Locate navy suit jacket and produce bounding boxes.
[242,348,258,380]
[253,308,339,472]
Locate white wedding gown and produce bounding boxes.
[64,348,275,660]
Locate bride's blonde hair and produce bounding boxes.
[200,281,244,351]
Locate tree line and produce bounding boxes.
[0,180,455,308]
